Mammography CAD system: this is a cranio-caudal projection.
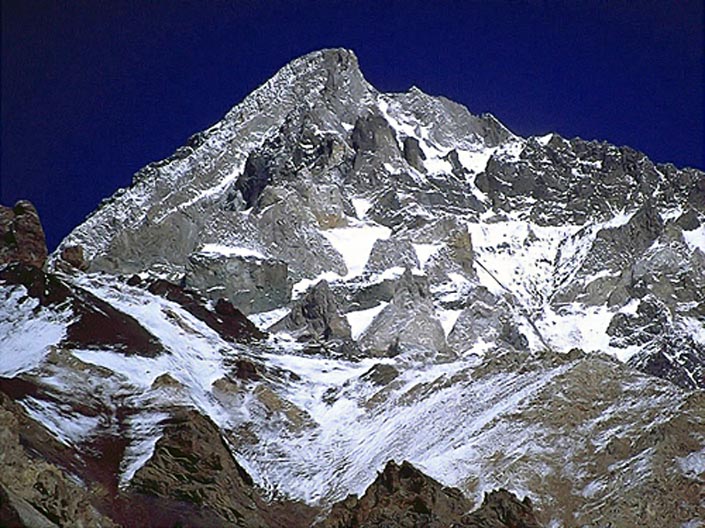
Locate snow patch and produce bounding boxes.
[683,225,705,254]
[321,221,391,278]
[412,243,442,269]
[437,309,462,337]
[0,286,68,377]
[199,243,266,259]
[346,303,389,340]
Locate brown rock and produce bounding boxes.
[318,460,543,528]
[128,408,316,527]
[0,200,48,269]
[0,390,117,528]
[318,460,474,528]
[461,489,542,528]
[59,244,89,271]
[146,278,266,343]
[0,263,164,356]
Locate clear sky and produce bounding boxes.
[2,1,703,250]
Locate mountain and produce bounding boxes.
[1,48,704,527]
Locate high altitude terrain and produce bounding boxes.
[1,49,704,527]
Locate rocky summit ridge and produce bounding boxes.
[1,48,704,527]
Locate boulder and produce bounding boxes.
[365,237,419,274]
[58,245,89,271]
[359,270,449,357]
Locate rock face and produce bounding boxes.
[317,460,541,528]
[147,278,266,343]
[271,280,351,340]
[0,390,117,528]
[129,409,270,527]
[58,244,89,271]
[0,200,48,269]
[2,48,705,528]
[185,250,292,315]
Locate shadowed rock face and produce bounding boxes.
[317,460,542,528]
[0,200,48,269]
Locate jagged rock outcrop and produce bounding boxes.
[0,390,118,527]
[271,280,351,341]
[365,238,419,274]
[128,409,270,527]
[0,263,163,356]
[0,200,48,269]
[317,460,541,528]
[359,269,450,357]
[146,278,266,343]
[460,490,542,528]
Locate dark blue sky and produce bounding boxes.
[2,1,703,250]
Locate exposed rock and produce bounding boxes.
[317,460,541,528]
[299,181,348,229]
[0,263,163,356]
[403,136,427,172]
[365,237,419,274]
[271,280,351,340]
[185,250,292,314]
[317,460,474,528]
[253,189,348,279]
[129,409,270,527]
[360,363,399,386]
[0,200,48,269]
[360,270,450,357]
[58,245,89,271]
[0,390,117,528]
[460,489,541,528]
[628,333,705,390]
[352,114,399,158]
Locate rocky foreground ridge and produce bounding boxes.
[1,49,704,527]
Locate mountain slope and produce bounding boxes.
[2,49,704,527]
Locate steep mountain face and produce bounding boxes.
[2,48,704,527]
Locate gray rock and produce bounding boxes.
[359,270,449,357]
[271,280,351,341]
[184,251,291,314]
[402,137,426,172]
[365,238,420,274]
